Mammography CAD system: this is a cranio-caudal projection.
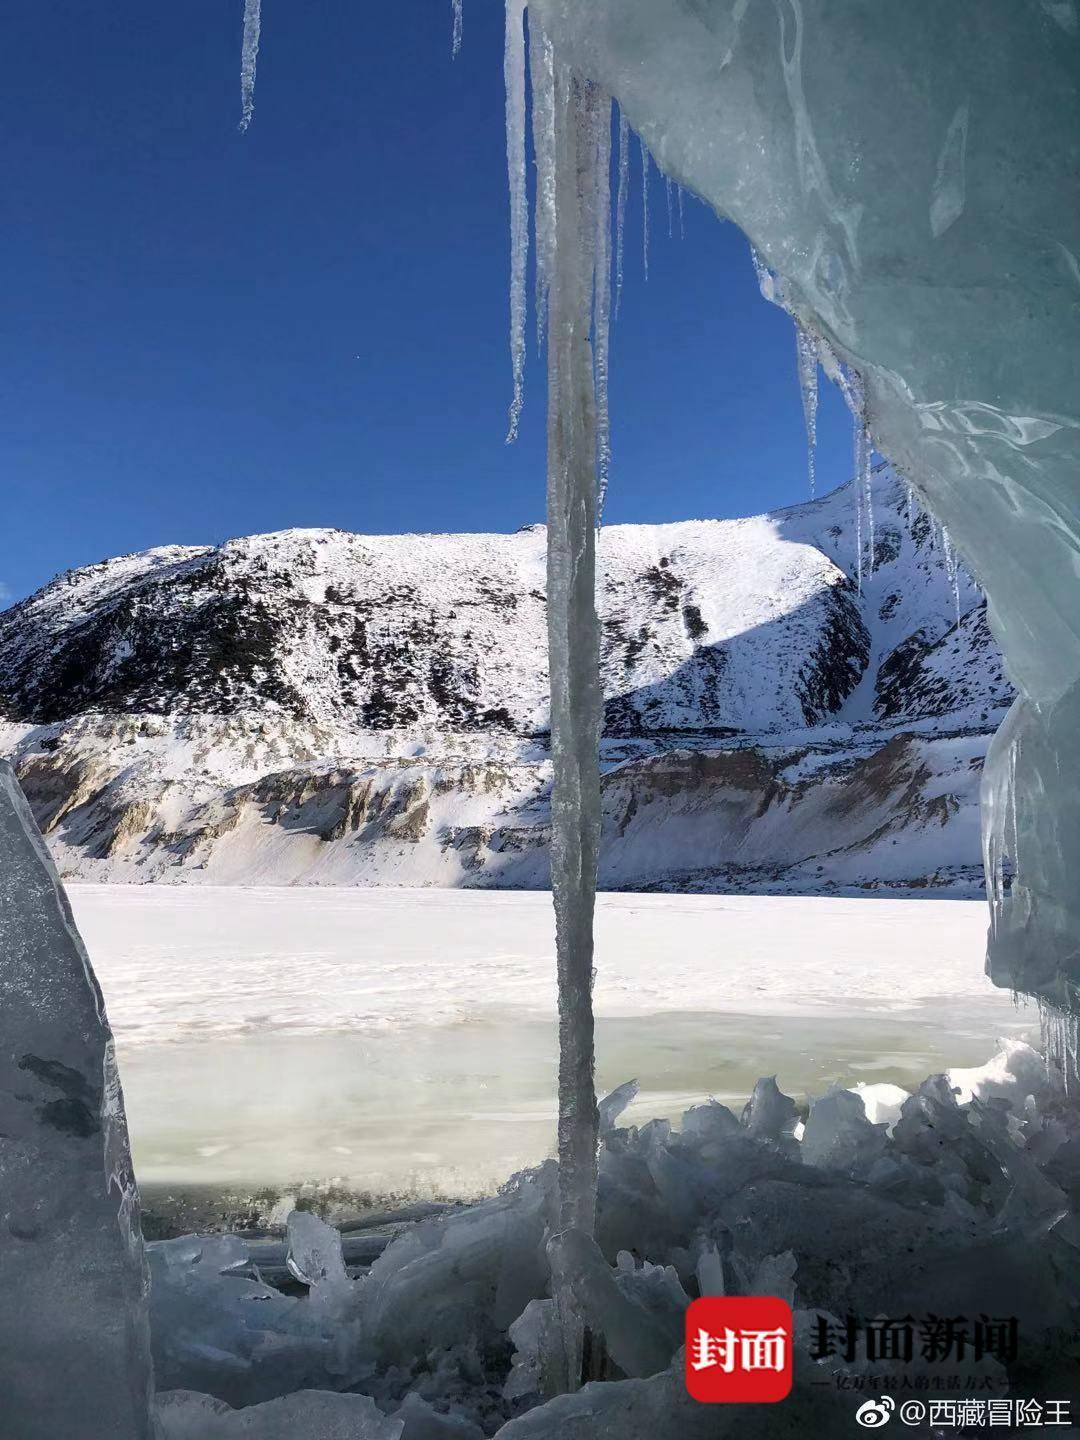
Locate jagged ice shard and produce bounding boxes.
[0,761,154,1438]
[527,0,1080,1064]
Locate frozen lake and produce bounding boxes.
[70,885,1037,1202]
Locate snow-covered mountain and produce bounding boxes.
[0,471,1013,892]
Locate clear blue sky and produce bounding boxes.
[0,1,855,604]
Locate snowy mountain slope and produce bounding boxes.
[0,470,1014,892]
[0,517,865,737]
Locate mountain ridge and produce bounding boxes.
[0,472,1015,892]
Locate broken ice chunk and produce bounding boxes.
[598,1079,639,1134]
[547,1228,685,1379]
[745,1250,797,1306]
[503,1298,566,1402]
[392,1392,484,1440]
[741,1076,799,1144]
[800,1089,888,1172]
[286,1210,354,1306]
[156,1388,402,1439]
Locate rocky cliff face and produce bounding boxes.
[0,472,1013,893]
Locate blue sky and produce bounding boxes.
[0,2,855,603]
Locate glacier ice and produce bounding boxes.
[0,761,155,1439]
[525,0,1080,1050]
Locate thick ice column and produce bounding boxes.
[0,762,154,1439]
[544,62,604,1239]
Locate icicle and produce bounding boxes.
[854,441,864,592]
[795,324,819,497]
[614,110,630,320]
[849,402,874,592]
[942,526,961,628]
[863,424,875,576]
[452,0,463,57]
[640,137,650,279]
[665,176,674,240]
[238,0,261,134]
[545,59,605,1253]
[906,483,915,532]
[530,24,556,352]
[504,0,528,442]
[677,184,686,241]
[594,102,614,514]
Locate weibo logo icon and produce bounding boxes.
[684,1296,794,1404]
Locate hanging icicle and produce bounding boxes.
[640,137,650,279]
[942,526,962,628]
[665,176,674,240]
[238,0,261,134]
[504,0,528,442]
[862,421,875,577]
[452,0,463,57]
[530,24,557,353]
[546,60,605,1245]
[594,102,614,514]
[795,324,819,498]
[677,184,686,241]
[614,111,630,319]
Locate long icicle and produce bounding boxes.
[614,110,630,319]
[530,25,557,352]
[594,101,614,516]
[504,0,528,442]
[238,0,261,133]
[640,136,650,279]
[795,324,819,497]
[547,61,603,1248]
[452,0,463,57]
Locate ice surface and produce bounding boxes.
[79,885,1036,1194]
[0,763,154,1438]
[525,0,1080,1033]
[238,0,261,133]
